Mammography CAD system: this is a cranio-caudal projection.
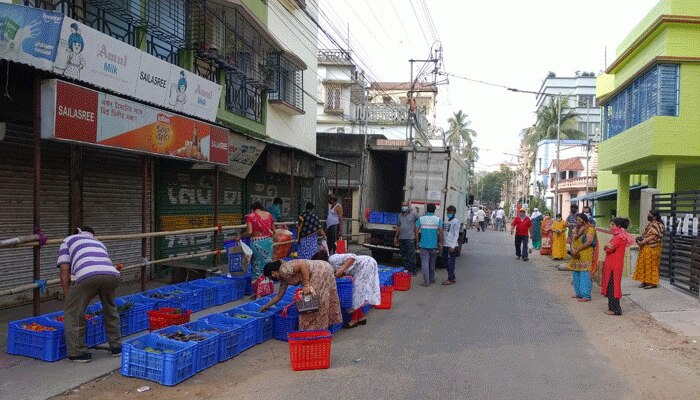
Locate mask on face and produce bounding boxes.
[401,206,409,212]
[647,215,654,221]
[447,213,454,219]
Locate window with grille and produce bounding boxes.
[269,54,304,111]
[325,84,342,113]
[602,64,679,139]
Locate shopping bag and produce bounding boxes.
[252,275,275,298]
[335,239,347,254]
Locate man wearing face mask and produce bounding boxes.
[442,205,460,285]
[394,201,419,275]
[582,205,596,227]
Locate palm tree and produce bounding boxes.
[446,110,478,176]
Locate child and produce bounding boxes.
[601,217,635,315]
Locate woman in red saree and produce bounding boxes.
[601,218,635,315]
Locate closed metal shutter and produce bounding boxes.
[82,149,151,278]
[0,125,70,296]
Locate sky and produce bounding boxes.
[316,0,660,170]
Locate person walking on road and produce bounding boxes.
[511,208,532,261]
[476,206,486,232]
[58,227,121,363]
[567,213,596,302]
[394,201,419,275]
[530,208,543,250]
[602,217,635,315]
[551,213,568,260]
[633,209,665,289]
[442,205,460,285]
[416,203,443,286]
[495,206,506,231]
[326,195,343,255]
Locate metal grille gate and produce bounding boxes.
[652,190,700,297]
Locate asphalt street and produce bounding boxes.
[202,228,627,400]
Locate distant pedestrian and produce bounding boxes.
[530,208,543,250]
[495,207,506,231]
[297,202,325,259]
[476,206,486,232]
[326,195,343,255]
[567,213,596,302]
[394,201,419,275]
[58,227,121,363]
[267,197,283,222]
[582,205,596,227]
[416,203,443,286]
[551,213,568,260]
[633,209,665,289]
[540,212,553,255]
[442,205,460,285]
[602,217,635,316]
[566,205,579,246]
[510,208,532,261]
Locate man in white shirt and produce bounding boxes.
[495,207,506,231]
[476,207,486,232]
[442,205,460,285]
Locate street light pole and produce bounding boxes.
[554,94,561,215]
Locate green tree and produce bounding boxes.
[446,110,478,177]
[479,166,513,206]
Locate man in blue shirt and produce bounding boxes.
[267,197,283,222]
[415,203,443,287]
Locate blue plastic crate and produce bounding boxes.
[158,286,199,312]
[170,283,204,312]
[44,310,106,347]
[86,299,130,337]
[329,323,342,334]
[154,326,218,373]
[369,211,383,224]
[142,289,184,309]
[273,313,298,341]
[383,212,399,225]
[362,303,373,315]
[206,276,236,304]
[336,277,353,309]
[7,316,66,361]
[204,314,257,353]
[121,333,197,386]
[244,276,253,296]
[180,281,217,309]
[183,320,240,362]
[227,276,247,301]
[229,307,274,344]
[118,294,158,333]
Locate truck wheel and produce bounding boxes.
[371,249,394,263]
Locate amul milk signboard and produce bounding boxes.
[41,79,229,165]
[51,16,221,122]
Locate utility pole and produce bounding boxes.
[554,94,562,215]
[408,46,441,145]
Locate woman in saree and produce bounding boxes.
[633,209,665,289]
[530,208,543,250]
[260,259,342,331]
[238,201,274,280]
[540,212,553,255]
[602,217,635,315]
[551,213,568,260]
[567,213,596,302]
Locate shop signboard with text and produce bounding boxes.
[224,133,265,178]
[41,79,229,165]
[0,3,63,70]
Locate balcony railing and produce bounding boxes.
[318,49,353,64]
[366,103,408,124]
[550,176,597,190]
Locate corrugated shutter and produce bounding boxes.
[82,149,151,277]
[0,125,70,296]
[155,160,243,267]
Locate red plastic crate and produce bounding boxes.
[147,308,192,331]
[393,272,412,291]
[288,330,332,371]
[375,285,394,309]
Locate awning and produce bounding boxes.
[239,133,352,167]
[570,185,648,202]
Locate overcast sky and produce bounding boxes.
[317,0,660,170]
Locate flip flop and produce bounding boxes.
[643,285,657,289]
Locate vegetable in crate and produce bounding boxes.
[21,322,57,332]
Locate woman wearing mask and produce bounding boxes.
[530,208,543,250]
[602,218,635,315]
[540,212,553,256]
[551,213,568,260]
[633,209,665,289]
[567,213,596,302]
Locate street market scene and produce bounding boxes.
[0,0,699,399]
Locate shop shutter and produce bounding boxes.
[154,160,243,267]
[0,125,70,296]
[82,149,151,278]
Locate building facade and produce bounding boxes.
[595,0,700,231]
[536,74,601,142]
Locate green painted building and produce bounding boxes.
[595,0,700,231]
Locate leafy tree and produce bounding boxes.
[478,166,513,206]
[445,110,478,178]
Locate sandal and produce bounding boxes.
[604,310,616,315]
[343,321,359,329]
[643,285,657,289]
[577,298,590,302]
[638,283,648,288]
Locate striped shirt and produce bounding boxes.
[56,233,119,283]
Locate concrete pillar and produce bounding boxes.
[648,172,657,188]
[657,159,676,194]
[616,173,630,218]
[639,188,660,235]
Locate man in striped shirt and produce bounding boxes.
[57,226,121,362]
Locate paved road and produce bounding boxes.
[209,229,628,399]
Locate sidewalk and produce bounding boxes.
[621,278,700,338]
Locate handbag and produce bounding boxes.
[294,288,320,314]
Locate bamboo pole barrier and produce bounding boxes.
[0,235,41,249]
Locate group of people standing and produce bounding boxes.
[510,204,666,316]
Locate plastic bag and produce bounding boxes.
[252,275,275,299]
[273,229,293,260]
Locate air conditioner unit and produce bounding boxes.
[336,127,345,133]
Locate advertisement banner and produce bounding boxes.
[51,16,222,122]
[224,133,266,178]
[0,3,63,70]
[41,79,229,165]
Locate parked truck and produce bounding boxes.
[359,143,469,263]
